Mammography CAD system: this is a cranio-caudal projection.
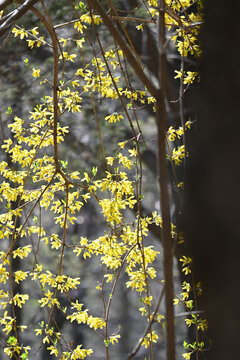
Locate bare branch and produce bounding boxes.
[0,0,40,39]
[0,0,13,11]
[157,1,175,359]
[89,0,159,100]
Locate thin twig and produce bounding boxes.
[89,0,159,100]
[127,286,165,360]
[54,16,154,29]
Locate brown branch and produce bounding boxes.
[0,0,13,11]
[110,15,154,23]
[54,16,154,30]
[157,1,175,360]
[87,3,138,142]
[0,0,40,39]
[89,0,159,100]
[108,1,142,69]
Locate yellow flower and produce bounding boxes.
[118,141,126,149]
[14,271,28,284]
[128,148,137,157]
[12,27,28,39]
[59,37,69,47]
[106,157,114,166]
[32,68,40,78]
[136,24,144,31]
[47,345,58,356]
[182,353,191,360]
[59,51,77,62]
[31,27,39,36]
[105,113,123,123]
[109,334,120,344]
[27,40,36,49]
[174,70,183,79]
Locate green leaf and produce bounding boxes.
[21,353,28,360]
[7,336,17,345]
[61,160,68,169]
[92,167,98,176]
[6,107,12,115]
[104,339,110,347]
[79,2,87,12]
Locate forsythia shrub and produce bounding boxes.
[0,1,207,359]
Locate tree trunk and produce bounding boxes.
[184,1,240,359]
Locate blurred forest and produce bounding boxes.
[0,1,209,360]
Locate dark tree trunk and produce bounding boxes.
[184,1,240,359]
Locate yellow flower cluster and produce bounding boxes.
[0,81,165,357]
[172,145,186,165]
[168,121,192,142]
